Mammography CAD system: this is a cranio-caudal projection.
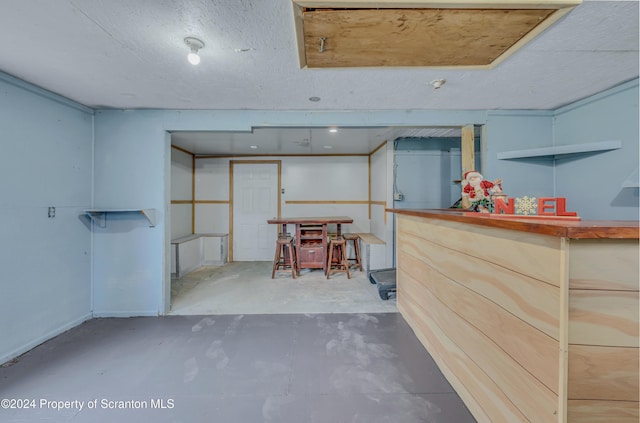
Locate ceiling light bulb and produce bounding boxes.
[187,51,200,65]
[184,37,205,66]
[329,128,338,133]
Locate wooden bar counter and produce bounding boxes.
[388,208,639,423]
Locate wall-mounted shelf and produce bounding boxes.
[497,140,622,160]
[84,209,156,228]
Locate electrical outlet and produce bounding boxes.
[393,192,404,201]
[48,207,56,218]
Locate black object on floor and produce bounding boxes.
[369,268,397,300]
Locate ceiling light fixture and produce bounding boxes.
[329,127,338,133]
[430,79,446,89]
[184,37,205,65]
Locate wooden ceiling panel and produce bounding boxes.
[293,1,582,69]
[303,8,555,67]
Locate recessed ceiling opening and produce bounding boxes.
[293,0,581,69]
[170,126,466,156]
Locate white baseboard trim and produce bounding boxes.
[92,310,159,318]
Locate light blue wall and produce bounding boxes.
[481,80,640,220]
[0,74,93,363]
[92,111,169,316]
[393,137,469,209]
[553,80,639,220]
[483,111,556,200]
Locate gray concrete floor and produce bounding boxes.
[1,263,476,422]
[170,262,398,315]
[0,314,476,423]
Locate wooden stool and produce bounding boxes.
[342,233,363,272]
[271,236,298,279]
[326,237,350,279]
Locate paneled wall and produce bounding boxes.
[281,155,369,231]
[193,158,230,234]
[92,112,168,317]
[192,155,371,236]
[369,141,389,242]
[168,151,395,266]
[0,73,93,364]
[171,148,193,239]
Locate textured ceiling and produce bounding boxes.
[0,0,637,154]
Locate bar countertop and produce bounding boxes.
[387,208,639,239]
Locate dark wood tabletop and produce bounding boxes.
[387,208,639,239]
[267,216,353,225]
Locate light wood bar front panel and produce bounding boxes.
[399,225,560,339]
[399,215,564,286]
[566,238,639,421]
[569,239,639,291]
[400,288,524,422]
[393,211,639,423]
[397,214,562,422]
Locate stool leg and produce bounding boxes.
[326,242,334,279]
[271,242,280,279]
[273,239,297,279]
[352,238,363,271]
[291,243,299,276]
[287,244,296,279]
[342,243,351,279]
[289,242,300,279]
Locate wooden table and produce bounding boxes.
[267,216,353,274]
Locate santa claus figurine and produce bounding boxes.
[461,171,503,212]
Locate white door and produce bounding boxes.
[233,163,278,261]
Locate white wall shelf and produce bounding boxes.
[84,209,156,227]
[621,168,640,188]
[497,140,622,160]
